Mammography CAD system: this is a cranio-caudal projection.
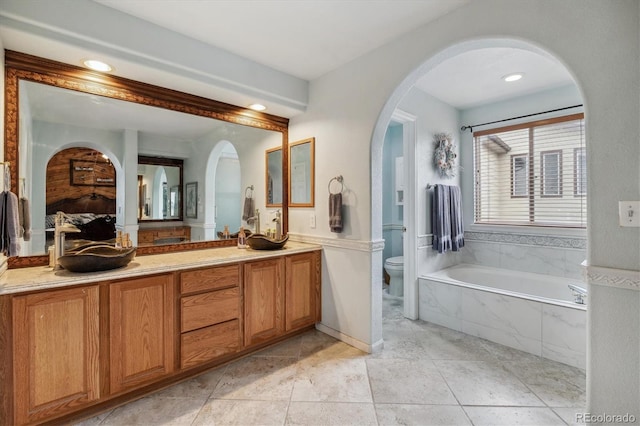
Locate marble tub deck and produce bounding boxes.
[76,296,585,426]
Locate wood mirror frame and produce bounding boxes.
[4,50,289,268]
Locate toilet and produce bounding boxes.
[384,256,404,297]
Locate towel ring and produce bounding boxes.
[328,175,343,194]
[245,185,254,197]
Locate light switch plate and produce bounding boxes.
[309,213,316,229]
[619,201,640,227]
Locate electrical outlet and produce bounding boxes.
[619,201,640,227]
[310,213,316,228]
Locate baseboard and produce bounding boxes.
[315,323,383,353]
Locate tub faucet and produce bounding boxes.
[568,283,587,305]
[53,211,81,270]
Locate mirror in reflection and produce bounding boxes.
[266,147,283,206]
[137,156,183,221]
[289,137,315,207]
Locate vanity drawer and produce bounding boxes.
[156,228,188,238]
[181,319,241,369]
[138,232,155,244]
[181,287,240,332]
[180,264,240,294]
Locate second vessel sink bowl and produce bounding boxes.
[245,234,289,250]
[58,245,136,273]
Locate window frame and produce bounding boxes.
[510,153,529,198]
[574,147,587,197]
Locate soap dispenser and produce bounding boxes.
[237,227,247,248]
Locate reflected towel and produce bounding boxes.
[18,197,31,241]
[449,185,464,251]
[431,184,451,253]
[242,196,255,224]
[329,193,343,233]
[0,191,21,256]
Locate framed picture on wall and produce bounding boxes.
[185,182,198,218]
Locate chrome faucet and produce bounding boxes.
[53,211,81,270]
[568,283,587,305]
[272,209,282,239]
[248,208,260,234]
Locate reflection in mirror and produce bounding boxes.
[43,147,117,254]
[137,156,183,221]
[9,54,288,260]
[266,147,283,206]
[289,137,315,207]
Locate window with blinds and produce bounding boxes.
[474,113,586,227]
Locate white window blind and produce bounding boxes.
[474,113,586,227]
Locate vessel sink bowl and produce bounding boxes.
[245,234,289,250]
[58,245,136,273]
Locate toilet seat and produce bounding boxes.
[385,256,404,267]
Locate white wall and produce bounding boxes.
[290,0,639,416]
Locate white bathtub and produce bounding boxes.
[419,263,586,369]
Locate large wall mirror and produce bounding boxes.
[289,137,315,207]
[4,51,289,266]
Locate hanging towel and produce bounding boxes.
[242,196,255,224]
[329,193,343,233]
[431,184,452,253]
[18,196,31,241]
[449,185,464,251]
[0,191,21,256]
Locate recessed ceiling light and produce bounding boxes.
[503,73,524,82]
[248,103,267,111]
[83,59,113,72]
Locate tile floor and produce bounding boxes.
[77,295,586,425]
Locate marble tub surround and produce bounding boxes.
[419,265,587,369]
[462,231,586,280]
[0,241,321,295]
[76,296,585,426]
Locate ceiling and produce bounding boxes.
[94,0,470,81]
[94,0,577,110]
[1,0,577,117]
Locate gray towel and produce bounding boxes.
[19,197,31,241]
[0,191,21,256]
[329,193,343,233]
[431,184,452,253]
[242,196,255,224]
[449,185,464,251]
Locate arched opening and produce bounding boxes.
[372,38,587,369]
[204,141,241,238]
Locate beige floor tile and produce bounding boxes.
[502,359,586,407]
[367,358,458,405]
[212,356,298,401]
[552,407,588,425]
[72,409,114,426]
[291,357,373,403]
[252,335,303,358]
[100,396,205,426]
[375,404,472,426]
[413,324,495,361]
[464,406,566,425]
[286,401,377,425]
[153,367,227,399]
[436,360,544,406]
[192,399,289,426]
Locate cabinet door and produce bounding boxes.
[244,258,284,346]
[285,251,321,331]
[13,286,100,425]
[110,274,175,394]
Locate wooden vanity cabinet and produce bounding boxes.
[12,286,100,425]
[285,251,321,331]
[138,226,191,246]
[243,258,285,347]
[179,265,243,369]
[109,274,175,394]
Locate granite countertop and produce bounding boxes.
[0,241,321,295]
